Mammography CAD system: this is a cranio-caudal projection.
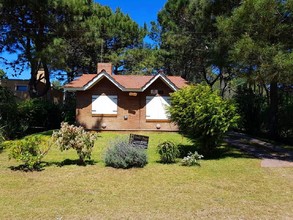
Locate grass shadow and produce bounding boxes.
[178,144,199,158]
[9,165,44,172]
[177,143,253,160]
[43,159,97,167]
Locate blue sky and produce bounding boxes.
[1,0,167,79]
[97,0,166,27]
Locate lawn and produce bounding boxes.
[0,131,292,219]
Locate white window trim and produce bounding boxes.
[92,94,118,116]
[146,96,170,121]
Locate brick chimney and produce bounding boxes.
[97,63,112,75]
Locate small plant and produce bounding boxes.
[52,122,96,164]
[0,127,4,152]
[8,136,51,170]
[181,151,203,166]
[157,141,179,163]
[104,138,148,169]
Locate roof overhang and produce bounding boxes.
[64,72,179,92]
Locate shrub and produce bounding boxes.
[0,86,21,139]
[169,85,239,156]
[8,136,51,170]
[234,87,268,135]
[18,98,62,133]
[104,138,148,168]
[52,122,96,164]
[181,151,203,166]
[157,141,179,163]
[0,127,4,151]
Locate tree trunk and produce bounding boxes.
[28,60,50,98]
[269,81,279,140]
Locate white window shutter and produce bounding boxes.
[92,95,118,115]
[146,96,170,120]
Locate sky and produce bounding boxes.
[1,0,167,79]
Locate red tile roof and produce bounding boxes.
[64,72,189,91]
[64,74,97,88]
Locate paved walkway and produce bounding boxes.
[224,132,293,167]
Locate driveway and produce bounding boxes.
[224,131,293,167]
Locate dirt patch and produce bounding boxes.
[261,159,293,168]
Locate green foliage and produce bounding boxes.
[104,138,148,169]
[0,69,7,79]
[157,141,179,164]
[278,89,293,140]
[18,99,62,133]
[169,85,239,156]
[155,0,240,85]
[181,151,203,166]
[8,136,51,170]
[52,122,96,164]
[217,0,293,138]
[62,93,76,124]
[0,86,21,139]
[0,127,4,151]
[234,87,268,135]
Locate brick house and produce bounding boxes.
[64,63,188,131]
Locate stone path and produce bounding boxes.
[224,131,293,167]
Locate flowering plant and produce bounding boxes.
[52,122,96,164]
[181,151,203,166]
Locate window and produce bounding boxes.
[146,96,170,121]
[16,85,28,92]
[92,95,118,116]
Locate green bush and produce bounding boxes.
[157,141,179,163]
[234,87,268,135]
[52,122,96,164]
[62,92,76,124]
[181,151,203,166]
[18,98,62,133]
[8,136,51,170]
[278,89,293,140]
[0,127,4,151]
[104,138,148,169]
[0,86,21,139]
[169,85,239,156]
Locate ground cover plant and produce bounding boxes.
[0,131,292,219]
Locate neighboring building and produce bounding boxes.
[0,70,63,103]
[64,63,189,131]
[0,79,30,100]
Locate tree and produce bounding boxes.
[154,0,241,89]
[0,69,7,79]
[168,85,239,156]
[217,0,293,139]
[0,0,92,97]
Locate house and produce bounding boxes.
[0,69,63,103]
[0,78,30,100]
[64,63,189,131]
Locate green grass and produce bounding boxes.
[0,132,292,219]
